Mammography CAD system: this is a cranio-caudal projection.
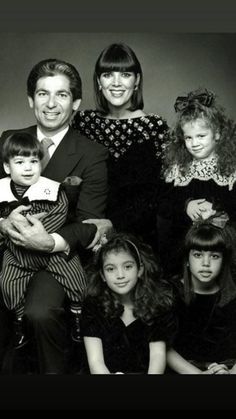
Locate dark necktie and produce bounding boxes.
[41,137,54,170]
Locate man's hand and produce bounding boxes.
[83,218,113,250]
[0,205,47,236]
[8,213,54,252]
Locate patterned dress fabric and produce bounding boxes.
[72,110,169,249]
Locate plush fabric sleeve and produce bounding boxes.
[80,297,107,338]
[148,308,178,347]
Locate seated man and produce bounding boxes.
[0,58,112,374]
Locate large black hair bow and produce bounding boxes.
[174,90,215,112]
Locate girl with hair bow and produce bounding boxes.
[157,87,236,278]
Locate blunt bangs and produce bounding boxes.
[97,60,137,76]
[95,45,140,76]
[2,133,43,162]
[185,225,227,253]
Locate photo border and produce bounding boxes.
[0,0,236,412]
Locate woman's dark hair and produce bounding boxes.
[85,232,174,325]
[2,132,44,163]
[93,43,144,114]
[163,88,236,177]
[27,58,82,101]
[183,221,236,306]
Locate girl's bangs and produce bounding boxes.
[187,230,226,252]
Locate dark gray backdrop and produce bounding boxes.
[0,33,235,132]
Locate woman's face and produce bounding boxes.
[98,71,139,109]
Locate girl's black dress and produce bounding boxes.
[81,296,176,374]
[172,281,236,369]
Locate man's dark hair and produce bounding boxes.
[27,58,82,101]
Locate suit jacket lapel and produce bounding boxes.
[43,127,82,182]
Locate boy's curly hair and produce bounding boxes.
[163,88,236,177]
[85,232,174,325]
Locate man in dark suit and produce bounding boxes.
[0,58,110,373]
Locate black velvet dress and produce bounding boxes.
[72,110,169,250]
[80,296,176,374]
[172,281,236,369]
[158,157,236,275]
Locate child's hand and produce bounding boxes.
[198,201,216,220]
[202,362,230,374]
[186,199,216,221]
[186,199,207,220]
[229,364,236,374]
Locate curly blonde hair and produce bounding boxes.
[163,88,236,177]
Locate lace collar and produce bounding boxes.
[165,157,236,190]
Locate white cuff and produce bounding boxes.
[50,233,70,255]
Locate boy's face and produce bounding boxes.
[4,155,41,186]
[28,74,81,136]
[182,119,219,160]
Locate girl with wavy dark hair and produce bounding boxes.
[158,87,236,277]
[167,221,236,374]
[80,232,176,374]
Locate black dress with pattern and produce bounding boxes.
[72,110,169,250]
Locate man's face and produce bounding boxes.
[28,74,81,135]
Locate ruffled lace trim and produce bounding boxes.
[165,157,236,191]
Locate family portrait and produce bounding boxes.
[0,23,235,409]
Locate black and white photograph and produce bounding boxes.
[0,0,236,412]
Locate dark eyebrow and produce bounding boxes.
[35,89,71,94]
[57,90,71,94]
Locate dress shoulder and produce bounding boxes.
[72,110,169,159]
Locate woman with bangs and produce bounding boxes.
[167,220,236,374]
[72,43,169,252]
